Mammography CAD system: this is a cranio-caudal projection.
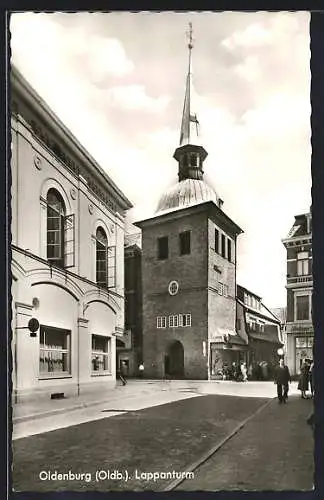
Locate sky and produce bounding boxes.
[10,11,311,308]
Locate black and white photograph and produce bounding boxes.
[10,10,314,492]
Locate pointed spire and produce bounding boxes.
[179,22,200,147]
[173,22,208,182]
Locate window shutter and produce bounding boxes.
[63,214,75,268]
[178,314,183,327]
[107,245,116,288]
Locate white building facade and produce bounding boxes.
[11,67,132,402]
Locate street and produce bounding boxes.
[12,380,314,492]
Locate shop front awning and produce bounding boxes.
[210,327,249,351]
[211,328,248,344]
[249,332,283,346]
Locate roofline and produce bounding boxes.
[295,212,311,218]
[282,234,312,244]
[134,200,244,235]
[236,298,281,325]
[237,284,262,300]
[10,65,133,211]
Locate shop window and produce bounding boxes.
[179,231,191,255]
[92,335,111,373]
[158,236,169,260]
[46,188,75,268]
[39,326,71,377]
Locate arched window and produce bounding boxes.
[96,227,108,287]
[190,153,198,167]
[47,189,66,267]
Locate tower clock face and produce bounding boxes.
[168,280,179,296]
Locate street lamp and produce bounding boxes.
[277,348,284,359]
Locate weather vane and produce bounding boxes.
[186,22,194,50]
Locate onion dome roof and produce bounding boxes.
[155,178,220,215]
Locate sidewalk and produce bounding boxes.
[12,379,158,423]
[176,394,314,491]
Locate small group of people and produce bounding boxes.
[298,358,314,399]
[274,357,315,404]
[117,361,145,386]
[221,361,248,381]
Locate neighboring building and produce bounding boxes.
[270,306,287,354]
[134,25,246,380]
[236,285,284,374]
[282,211,313,375]
[11,66,132,402]
[117,232,143,377]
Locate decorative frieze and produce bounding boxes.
[34,155,42,170]
[28,117,117,212]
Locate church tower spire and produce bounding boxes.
[174,22,208,182]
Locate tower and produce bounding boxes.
[135,24,244,380]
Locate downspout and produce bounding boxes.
[14,308,18,404]
[77,183,81,397]
[77,319,80,397]
[207,217,210,380]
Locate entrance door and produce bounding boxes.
[166,341,184,378]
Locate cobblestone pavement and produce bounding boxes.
[12,394,268,492]
[176,394,314,491]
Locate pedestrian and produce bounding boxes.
[298,359,310,399]
[241,362,248,382]
[309,360,314,398]
[234,362,241,381]
[119,361,127,386]
[138,362,144,379]
[274,358,291,404]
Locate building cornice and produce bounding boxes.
[11,66,133,213]
[12,245,124,301]
[135,200,243,236]
[282,234,312,246]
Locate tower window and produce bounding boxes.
[221,234,226,258]
[215,229,219,253]
[227,239,232,262]
[190,154,198,167]
[182,154,188,166]
[158,236,169,260]
[179,231,191,255]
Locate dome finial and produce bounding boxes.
[173,22,208,182]
[187,21,194,51]
[179,22,200,147]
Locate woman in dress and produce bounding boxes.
[240,362,248,382]
[298,359,310,398]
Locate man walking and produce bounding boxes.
[274,358,291,404]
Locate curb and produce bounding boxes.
[162,397,274,491]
